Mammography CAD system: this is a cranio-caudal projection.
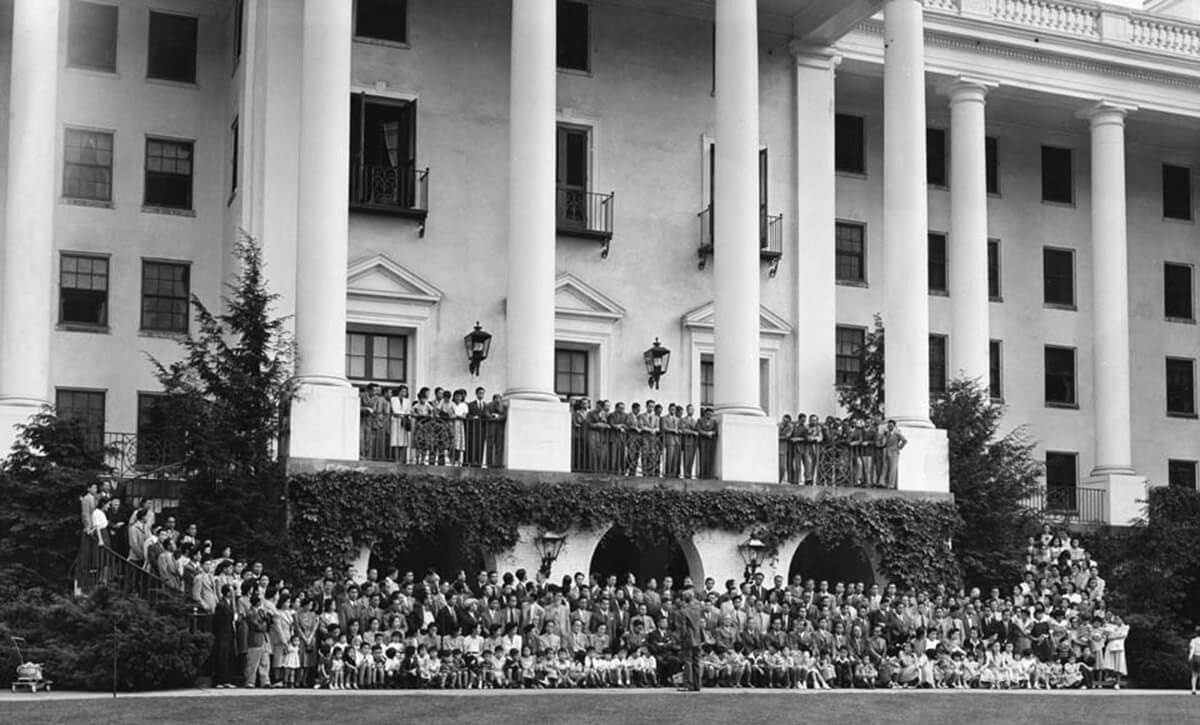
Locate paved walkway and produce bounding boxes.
[1,687,1194,702]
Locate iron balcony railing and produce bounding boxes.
[697,205,784,276]
[360,414,506,469]
[75,532,171,604]
[570,420,719,480]
[104,431,184,480]
[350,162,430,231]
[1021,486,1107,524]
[556,187,615,256]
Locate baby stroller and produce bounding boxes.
[10,637,52,693]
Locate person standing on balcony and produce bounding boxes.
[662,404,682,478]
[608,402,631,475]
[411,387,434,465]
[872,420,888,487]
[389,385,411,464]
[571,399,589,472]
[696,408,717,479]
[778,415,794,483]
[624,403,643,475]
[466,387,488,467]
[850,419,874,487]
[681,404,698,479]
[360,384,390,460]
[802,415,824,485]
[644,404,664,477]
[789,412,807,485]
[586,399,611,472]
[450,389,469,466]
[485,393,507,468]
[880,420,907,489]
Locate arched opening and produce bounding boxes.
[788,534,876,588]
[371,526,487,581]
[588,526,692,586]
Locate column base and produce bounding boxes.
[287,379,360,460]
[1081,473,1146,527]
[505,397,571,473]
[716,413,777,484]
[896,426,949,493]
[0,398,43,454]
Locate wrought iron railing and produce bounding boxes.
[570,423,718,480]
[104,432,184,480]
[556,187,614,255]
[1021,486,1107,524]
[777,442,883,488]
[75,532,172,604]
[360,414,505,469]
[697,205,784,275]
[350,162,429,219]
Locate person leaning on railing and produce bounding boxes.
[389,385,412,464]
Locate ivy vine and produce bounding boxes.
[286,471,962,591]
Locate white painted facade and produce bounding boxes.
[1,1,1199,522]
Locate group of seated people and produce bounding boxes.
[160,517,1129,692]
[358,384,507,468]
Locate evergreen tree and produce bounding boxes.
[837,320,1043,588]
[835,314,885,421]
[0,410,112,588]
[149,234,294,564]
[930,378,1043,588]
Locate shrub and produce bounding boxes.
[0,585,210,691]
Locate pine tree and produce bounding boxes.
[930,378,1043,588]
[0,410,112,588]
[835,314,885,421]
[837,320,1044,588]
[148,234,294,563]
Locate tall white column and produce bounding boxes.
[1082,103,1136,476]
[790,43,840,415]
[504,0,570,471]
[713,0,775,483]
[0,0,61,447]
[946,79,993,386]
[882,0,932,429]
[287,0,359,460]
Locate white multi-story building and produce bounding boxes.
[2,0,1199,531]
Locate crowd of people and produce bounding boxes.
[358,384,507,467]
[82,493,1139,692]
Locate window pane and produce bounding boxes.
[1044,346,1076,406]
[1166,358,1195,416]
[1165,263,1193,320]
[987,239,1001,300]
[1043,248,1074,306]
[1163,164,1192,221]
[355,0,408,43]
[835,114,865,174]
[985,136,999,195]
[1045,452,1077,489]
[141,262,190,332]
[55,389,105,450]
[929,335,947,395]
[68,1,118,71]
[557,0,589,71]
[1169,460,1197,490]
[60,254,109,326]
[835,326,865,387]
[64,129,114,202]
[147,11,198,83]
[836,223,865,283]
[145,139,195,209]
[1041,146,1073,204]
[927,128,947,186]
[928,233,947,293]
[989,340,1003,400]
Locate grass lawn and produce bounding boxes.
[1,690,1195,725]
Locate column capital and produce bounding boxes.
[939,77,997,104]
[788,40,842,71]
[1076,100,1137,126]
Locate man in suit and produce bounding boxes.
[466,386,487,467]
[880,419,907,488]
[338,585,367,632]
[192,558,219,613]
[242,595,271,688]
[212,585,238,688]
[675,587,704,691]
[485,394,507,468]
[680,404,699,479]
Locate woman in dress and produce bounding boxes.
[294,594,320,688]
[450,389,469,466]
[270,593,296,687]
[409,387,434,465]
[389,385,411,464]
[1101,614,1129,689]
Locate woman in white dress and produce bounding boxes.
[1101,614,1129,689]
[389,385,411,463]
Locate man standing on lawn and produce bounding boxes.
[676,587,703,691]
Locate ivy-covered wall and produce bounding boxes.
[286,471,962,591]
